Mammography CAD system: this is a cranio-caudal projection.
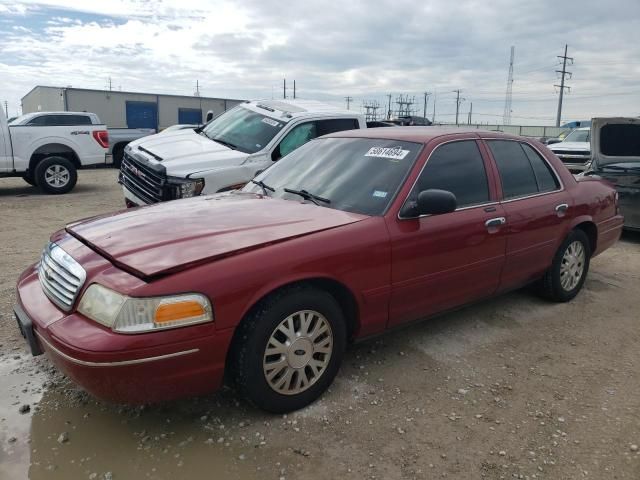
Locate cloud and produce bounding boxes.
[1,0,639,124]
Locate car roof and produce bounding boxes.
[324,126,526,144]
[248,99,357,118]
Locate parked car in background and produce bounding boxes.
[548,127,591,172]
[15,128,622,412]
[581,117,640,231]
[119,99,366,206]
[108,128,155,168]
[1,110,108,193]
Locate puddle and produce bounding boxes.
[0,353,48,480]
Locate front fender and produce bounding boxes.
[197,163,268,193]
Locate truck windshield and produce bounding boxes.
[201,106,285,154]
[564,129,590,143]
[242,137,422,216]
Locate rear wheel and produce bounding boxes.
[230,286,346,413]
[35,156,77,194]
[540,229,591,302]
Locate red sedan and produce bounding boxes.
[14,128,623,413]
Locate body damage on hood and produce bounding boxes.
[65,193,368,279]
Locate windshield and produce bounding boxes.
[201,106,285,154]
[242,137,422,216]
[563,129,590,143]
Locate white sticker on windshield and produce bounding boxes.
[262,117,280,127]
[373,190,388,198]
[365,146,410,161]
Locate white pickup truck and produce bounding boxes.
[1,111,109,193]
[119,100,366,206]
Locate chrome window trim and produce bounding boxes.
[397,138,493,220]
[35,331,199,367]
[482,138,565,203]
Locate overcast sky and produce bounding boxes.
[1,0,639,125]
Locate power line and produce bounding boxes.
[555,44,573,127]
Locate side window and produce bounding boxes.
[66,115,92,125]
[316,118,359,136]
[521,143,559,192]
[487,140,538,199]
[27,116,46,126]
[277,122,317,158]
[413,140,490,208]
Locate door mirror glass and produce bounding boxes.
[416,189,457,215]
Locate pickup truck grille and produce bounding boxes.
[120,153,167,204]
[552,150,591,163]
[38,243,86,312]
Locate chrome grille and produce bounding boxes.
[119,153,166,204]
[38,242,86,311]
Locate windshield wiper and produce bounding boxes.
[212,137,238,150]
[600,164,640,172]
[284,188,331,206]
[251,179,275,195]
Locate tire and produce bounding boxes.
[230,285,347,413]
[34,156,77,194]
[112,144,125,169]
[540,229,591,302]
[22,172,36,186]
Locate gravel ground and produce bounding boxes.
[1,169,639,480]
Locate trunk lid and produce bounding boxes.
[591,117,640,167]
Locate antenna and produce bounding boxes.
[503,46,515,125]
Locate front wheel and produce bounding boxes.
[540,229,591,302]
[230,286,347,413]
[35,156,78,194]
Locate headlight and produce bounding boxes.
[78,284,213,333]
[169,177,205,198]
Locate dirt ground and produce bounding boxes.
[1,169,639,480]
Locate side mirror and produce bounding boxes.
[546,138,562,145]
[205,111,214,122]
[402,189,457,217]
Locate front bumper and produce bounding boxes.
[15,268,233,404]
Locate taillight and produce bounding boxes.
[92,130,109,149]
[614,191,620,215]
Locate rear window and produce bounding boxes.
[27,114,92,126]
[601,124,640,156]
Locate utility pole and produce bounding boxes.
[345,96,353,110]
[387,94,392,120]
[3,100,8,118]
[555,44,573,127]
[453,89,464,126]
[283,79,286,99]
[503,46,515,125]
[432,92,436,123]
[194,80,200,96]
[422,92,431,120]
[468,102,473,125]
[108,77,112,91]
[293,80,296,99]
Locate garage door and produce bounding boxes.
[126,101,158,129]
[178,108,202,125]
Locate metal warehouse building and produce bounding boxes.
[21,86,244,130]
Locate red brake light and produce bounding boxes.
[92,130,109,149]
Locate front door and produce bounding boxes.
[387,139,508,327]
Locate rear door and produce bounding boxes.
[485,139,570,290]
[387,138,507,326]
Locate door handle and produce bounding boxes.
[485,217,506,228]
[555,203,569,214]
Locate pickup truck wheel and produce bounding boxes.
[230,286,346,413]
[540,229,591,302]
[112,144,125,169]
[35,157,77,194]
[22,173,36,186]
